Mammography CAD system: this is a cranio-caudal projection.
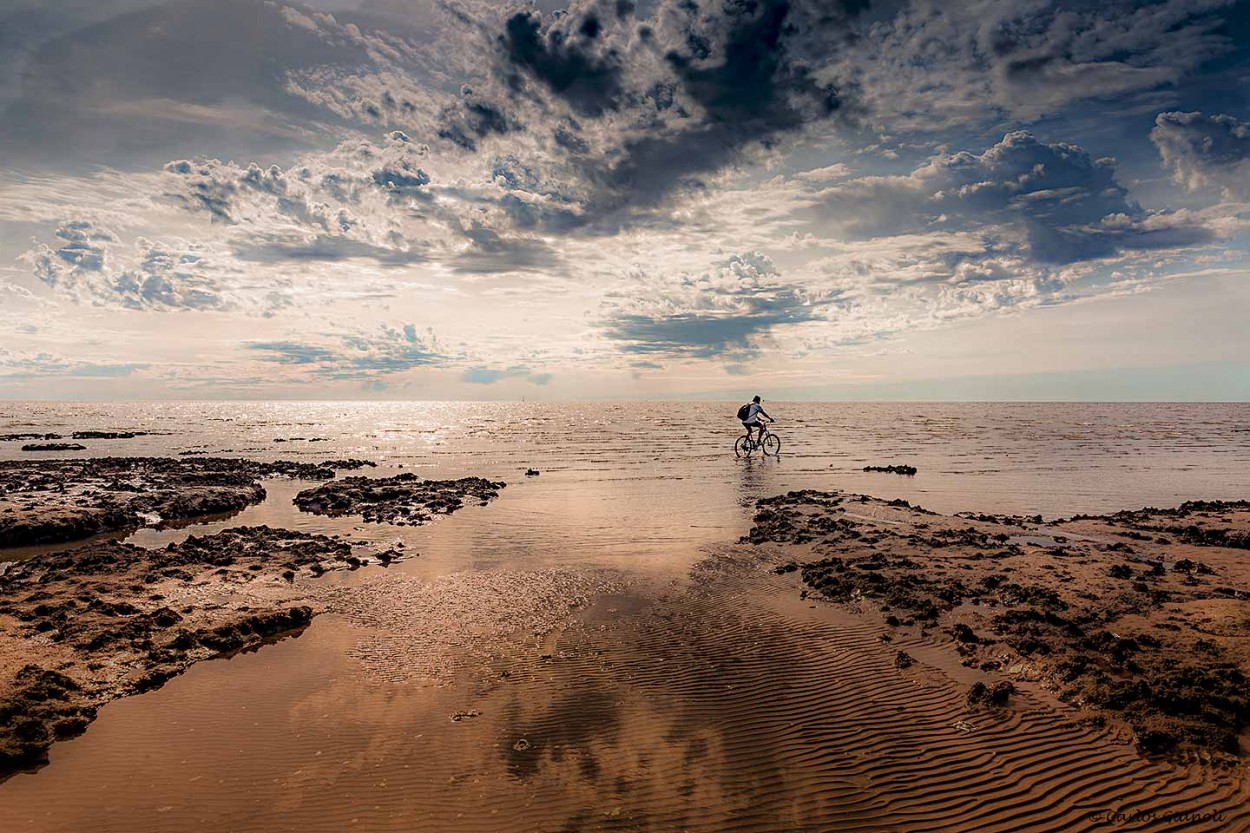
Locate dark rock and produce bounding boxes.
[71,431,149,440]
[0,457,341,548]
[951,623,979,643]
[967,680,1015,707]
[863,465,917,476]
[294,474,506,526]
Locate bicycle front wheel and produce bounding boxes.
[734,435,753,457]
[763,434,781,456]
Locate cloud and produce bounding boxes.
[247,322,447,379]
[461,365,553,385]
[827,0,1243,133]
[600,252,830,358]
[433,0,868,219]
[0,0,391,170]
[160,131,566,272]
[0,346,148,381]
[162,130,434,225]
[1151,111,1250,200]
[814,131,1215,264]
[23,220,244,311]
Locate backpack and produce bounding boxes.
[736,403,752,421]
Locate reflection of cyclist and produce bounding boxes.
[739,395,772,447]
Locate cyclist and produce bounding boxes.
[739,395,772,448]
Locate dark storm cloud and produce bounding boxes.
[501,9,625,117]
[437,86,522,151]
[454,0,868,217]
[818,131,1215,265]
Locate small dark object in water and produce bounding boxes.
[21,443,86,452]
[863,465,917,476]
[526,468,540,476]
[71,431,148,440]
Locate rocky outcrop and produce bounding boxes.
[0,457,353,548]
[0,525,366,776]
[295,473,505,526]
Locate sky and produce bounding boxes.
[0,0,1248,401]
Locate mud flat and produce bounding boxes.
[0,457,367,548]
[746,490,1250,762]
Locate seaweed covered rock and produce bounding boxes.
[0,457,349,548]
[295,473,505,525]
[0,666,92,770]
[967,681,1015,708]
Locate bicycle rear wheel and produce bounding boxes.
[734,435,752,457]
[763,434,781,456]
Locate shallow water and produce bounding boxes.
[2,402,1249,832]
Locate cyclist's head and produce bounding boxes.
[752,395,761,403]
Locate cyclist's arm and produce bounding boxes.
[760,409,773,421]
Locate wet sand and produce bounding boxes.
[2,470,1249,830]
[1,538,1247,832]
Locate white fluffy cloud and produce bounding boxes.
[1151,111,1250,200]
[23,220,245,311]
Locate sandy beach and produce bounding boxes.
[1,402,1248,832]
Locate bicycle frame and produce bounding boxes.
[741,421,775,451]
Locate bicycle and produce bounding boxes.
[735,421,781,457]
